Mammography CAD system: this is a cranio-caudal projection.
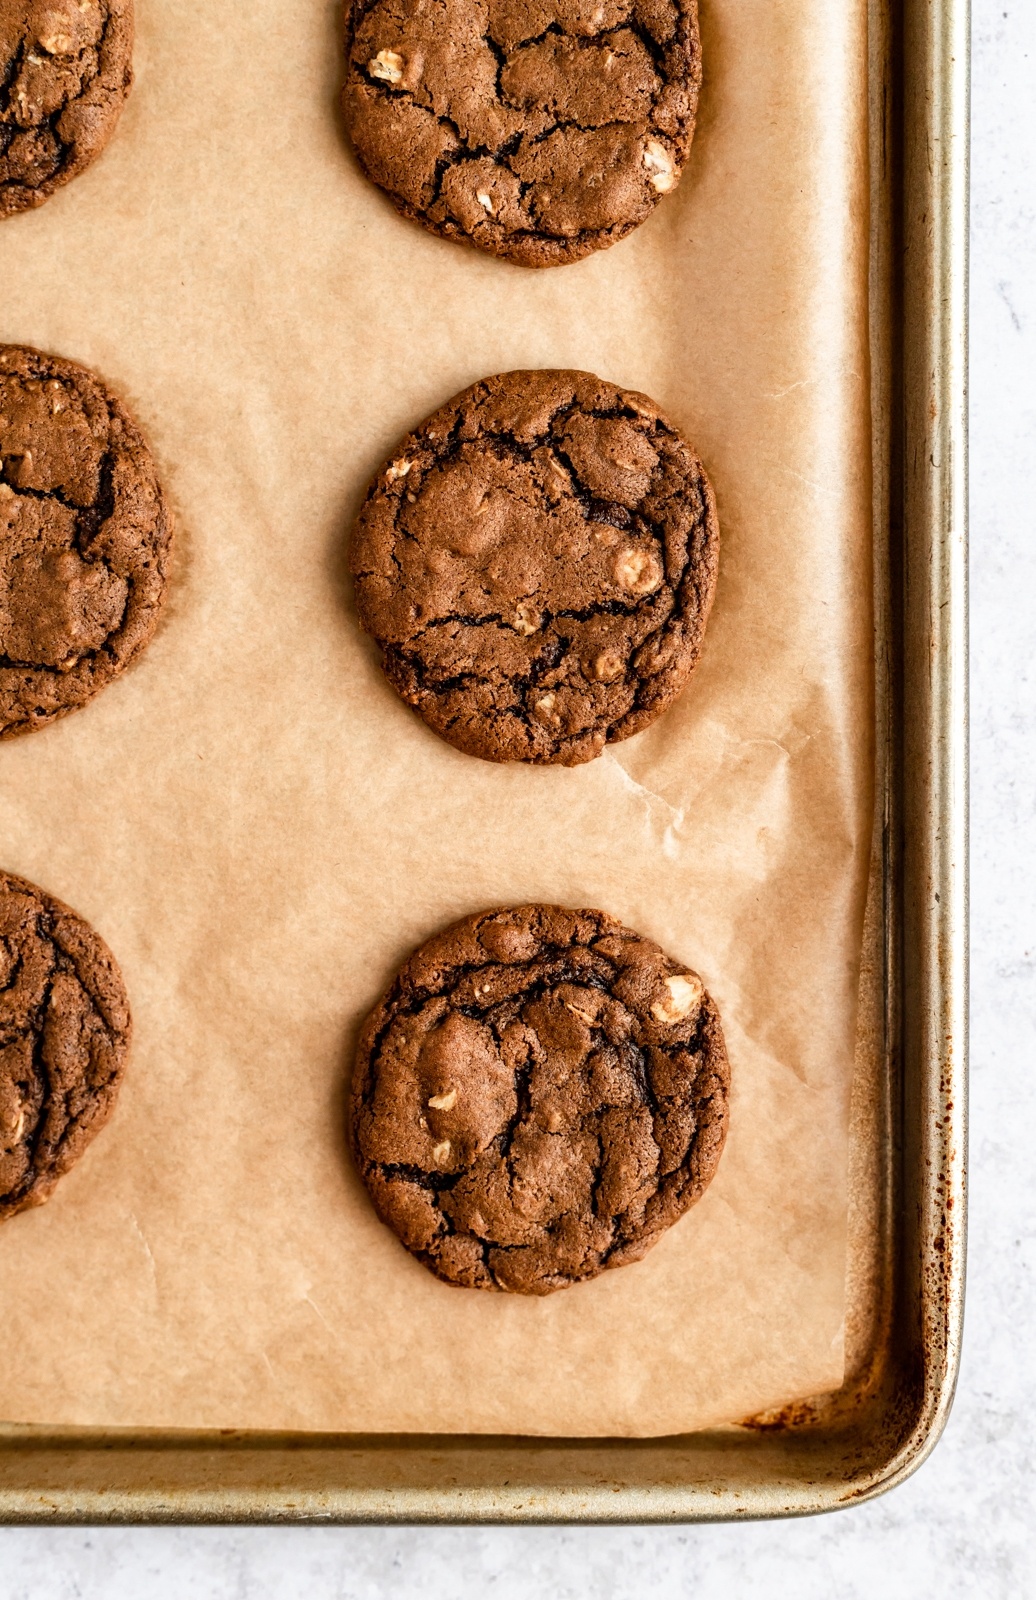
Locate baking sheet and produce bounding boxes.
[0,0,872,1435]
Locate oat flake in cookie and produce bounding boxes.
[351,369,719,766]
[0,870,131,1221]
[0,344,172,739]
[350,905,729,1295]
[0,2,133,219]
[341,0,701,267]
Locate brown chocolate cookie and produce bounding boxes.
[1,2,133,219]
[350,905,729,1294]
[351,369,718,766]
[0,343,172,740]
[341,0,701,267]
[0,869,131,1221]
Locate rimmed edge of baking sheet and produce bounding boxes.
[0,0,968,1521]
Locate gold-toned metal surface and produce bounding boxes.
[0,0,968,1522]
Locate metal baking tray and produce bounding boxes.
[0,0,968,1522]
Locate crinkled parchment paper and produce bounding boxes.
[0,0,872,1434]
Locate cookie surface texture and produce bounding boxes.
[0,870,131,1221]
[350,905,730,1294]
[341,0,701,266]
[0,1,133,218]
[0,343,172,739]
[351,369,719,766]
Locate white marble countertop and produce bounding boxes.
[1,1,1032,1593]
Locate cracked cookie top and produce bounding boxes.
[341,0,701,266]
[0,344,172,740]
[0,1,133,218]
[350,904,729,1294]
[0,869,131,1222]
[350,369,719,766]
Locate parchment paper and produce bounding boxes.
[0,0,873,1435]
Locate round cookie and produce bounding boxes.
[0,343,172,740]
[1,1,134,219]
[341,0,701,267]
[350,905,729,1295]
[351,369,719,766]
[0,869,131,1221]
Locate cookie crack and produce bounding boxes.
[481,27,508,100]
[0,439,133,673]
[352,911,728,1291]
[375,1159,462,1193]
[426,127,524,209]
[0,347,172,742]
[521,112,647,149]
[0,37,30,116]
[1,27,108,174]
[5,933,58,1211]
[0,4,123,208]
[355,374,717,763]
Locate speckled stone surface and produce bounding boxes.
[0,2,1028,1591]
